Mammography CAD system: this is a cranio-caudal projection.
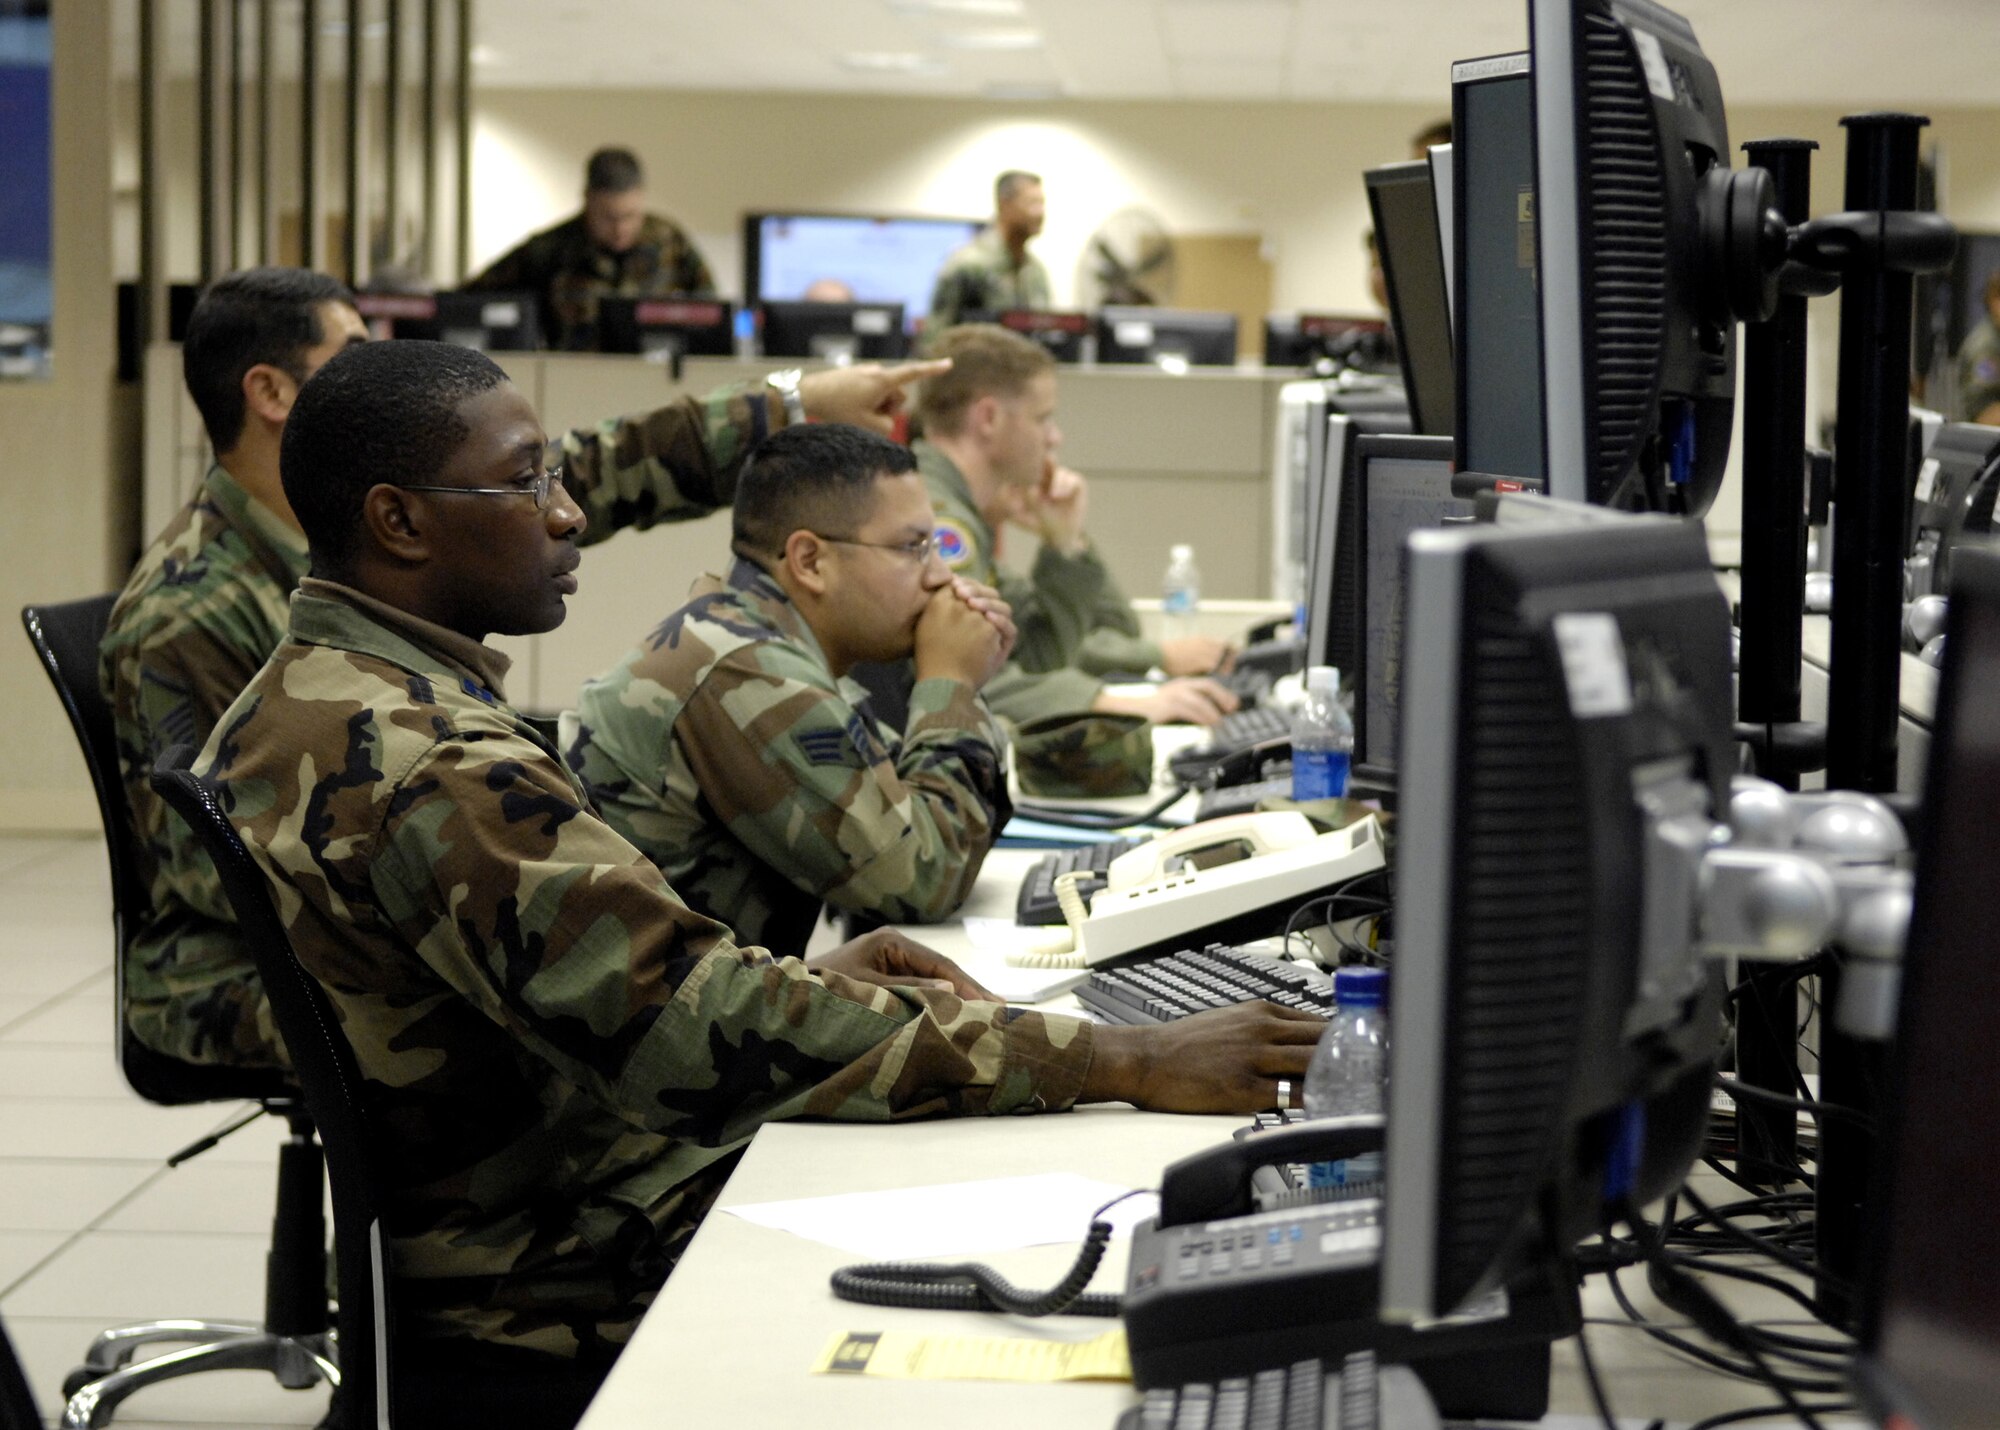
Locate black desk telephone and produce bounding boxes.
[1121,1117,1577,1422]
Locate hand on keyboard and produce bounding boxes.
[1082,1000,1324,1115]
[1094,677,1240,727]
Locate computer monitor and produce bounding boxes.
[1381,508,1733,1321]
[1855,542,2000,1429]
[1262,313,1395,375]
[1302,408,1413,683]
[1908,422,2000,597]
[757,301,907,362]
[1096,307,1239,369]
[371,290,544,351]
[973,308,1092,363]
[1451,52,1543,483]
[742,211,980,335]
[596,297,735,361]
[1530,0,1743,515]
[1365,163,1455,438]
[1349,434,1467,785]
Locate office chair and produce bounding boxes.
[20,598,334,1428]
[153,753,613,1430]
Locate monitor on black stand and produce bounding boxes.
[1855,542,2000,1429]
[1365,162,1455,437]
[758,301,908,362]
[1263,313,1396,376]
[386,290,545,351]
[1096,307,1239,369]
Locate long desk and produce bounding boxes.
[580,844,1846,1430]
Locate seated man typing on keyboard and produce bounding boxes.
[567,423,1019,959]
[199,339,1329,1406]
[914,324,1241,728]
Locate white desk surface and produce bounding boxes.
[581,834,1834,1429]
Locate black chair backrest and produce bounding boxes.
[0,1312,40,1430]
[150,756,394,1430]
[21,597,284,1107]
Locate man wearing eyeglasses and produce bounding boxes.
[566,423,1018,958]
[103,265,946,1074]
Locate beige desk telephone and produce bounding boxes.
[1008,810,1386,970]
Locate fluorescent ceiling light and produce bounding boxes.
[937,28,1044,51]
[840,51,950,74]
[469,44,506,67]
[889,0,1028,15]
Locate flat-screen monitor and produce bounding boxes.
[971,308,1092,362]
[742,211,980,335]
[1263,313,1395,375]
[361,290,544,351]
[1856,542,2000,1429]
[596,297,734,361]
[1096,306,1239,369]
[1381,507,1732,1321]
[1909,422,2000,597]
[757,301,907,362]
[1530,0,1742,515]
[1350,434,1467,783]
[1365,163,1455,438]
[1451,52,1543,483]
[1303,407,1414,685]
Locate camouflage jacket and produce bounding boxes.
[927,228,1053,332]
[101,388,780,1071]
[201,580,1094,1356]
[1957,317,2000,422]
[918,441,1162,724]
[564,558,1011,958]
[467,211,717,351]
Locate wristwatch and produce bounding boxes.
[766,368,806,427]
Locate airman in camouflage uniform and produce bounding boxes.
[202,340,1323,1362]
[466,145,714,350]
[927,170,1053,333]
[567,426,1015,958]
[103,268,941,1072]
[1956,270,2000,423]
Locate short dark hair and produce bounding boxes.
[585,146,644,194]
[996,170,1041,205]
[182,267,357,453]
[281,341,509,580]
[732,424,919,559]
[914,324,1055,437]
[1411,118,1452,156]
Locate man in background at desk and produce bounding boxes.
[102,265,941,1075]
[916,323,1239,727]
[200,338,1328,1416]
[928,170,1053,332]
[466,145,715,351]
[568,423,1016,959]
[1955,267,2000,424]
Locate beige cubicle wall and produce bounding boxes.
[140,347,1292,713]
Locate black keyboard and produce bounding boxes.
[1216,666,1274,708]
[1169,706,1293,784]
[1014,836,1150,926]
[1194,769,1295,821]
[1117,1351,1437,1430]
[1076,944,1334,1026]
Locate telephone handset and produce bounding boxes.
[1006,812,1384,970]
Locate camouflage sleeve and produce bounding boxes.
[1002,542,1116,674]
[555,384,763,548]
[674,643,1009,923]
[980,661,1106,726]
[464,232,545,294]
[1071,562,1163,676]
[678,241,718,299]
[927,264,977,334]
[370,731,1088,1133]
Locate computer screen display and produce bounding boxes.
[1365,163,1455,438]
[1351,436,1466,778]
[1451,53,1543,482]
[1857,543,2000,1430]
[743,212,980,334]
[757,301,907,362]
[1381,508,1732,1322]
[1095,306,1239,368]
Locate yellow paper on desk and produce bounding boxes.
[812,1327,1131,1383]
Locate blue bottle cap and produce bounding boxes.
[1333,965,1387,1007]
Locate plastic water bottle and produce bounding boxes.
[1303,965,1390,1191]
[1291,665,1352,800]
[1162,544,1201,645]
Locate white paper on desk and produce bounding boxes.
[724,1173,1160,1259]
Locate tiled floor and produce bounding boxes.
[0,833,331,1429]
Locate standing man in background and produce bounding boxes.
[927,170,1052,333]
[467,145,716,351]
[1954,269,2000,424]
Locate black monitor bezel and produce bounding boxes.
[756,300,909,361]
[1364,161,1455,438]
